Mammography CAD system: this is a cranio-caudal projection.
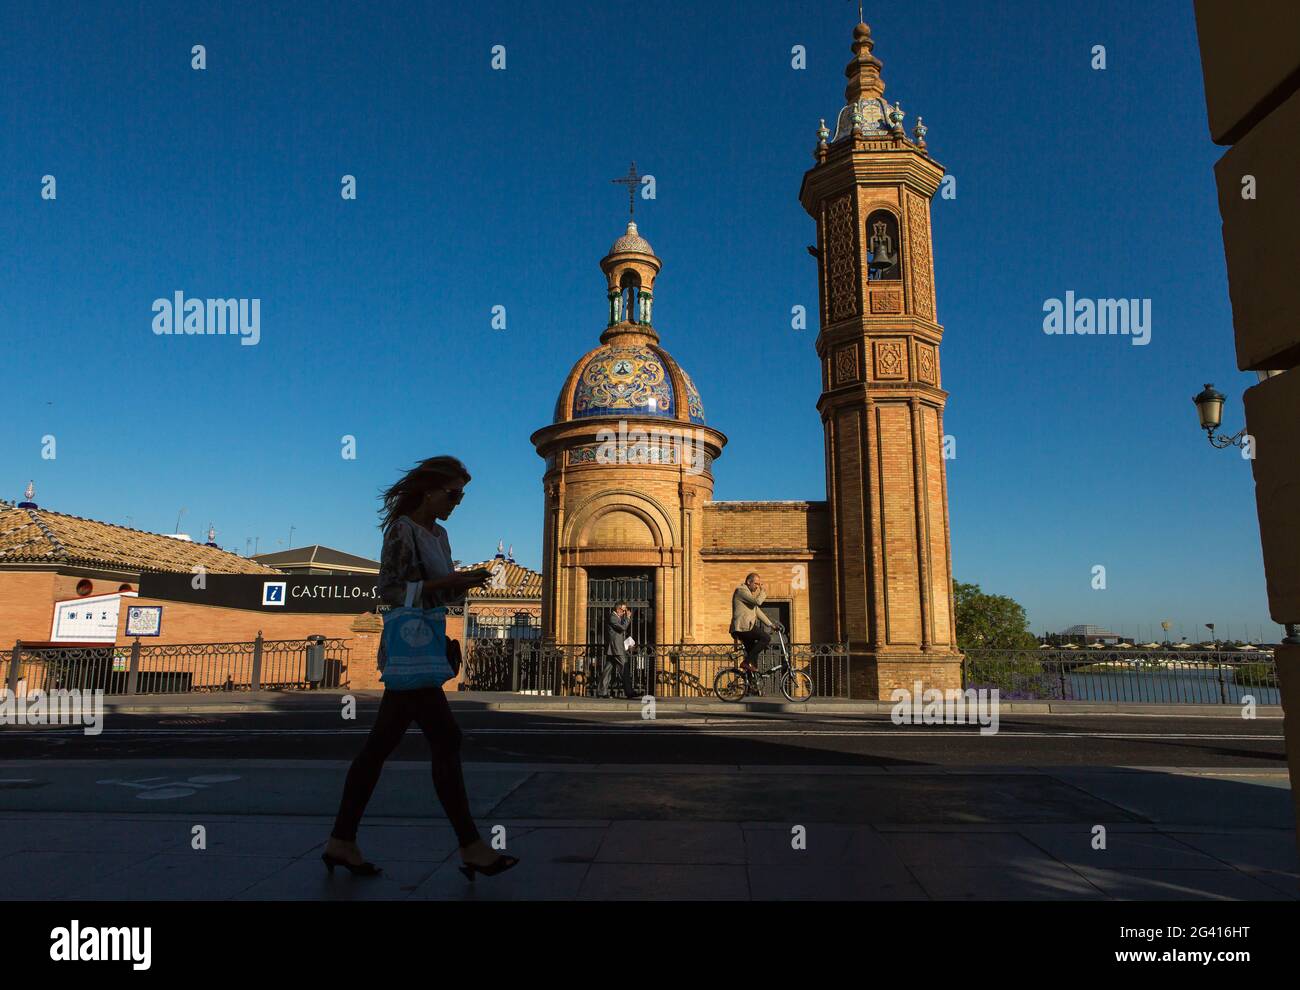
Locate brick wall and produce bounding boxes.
[702,501,830,551]
[698,502,835,643]
[0,572,57,644]
[110,597,362,647]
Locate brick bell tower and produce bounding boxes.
[799,21,960,698]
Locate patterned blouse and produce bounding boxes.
[376,515,464,670]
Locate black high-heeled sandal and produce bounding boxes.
[321,851,382,877]
[458,854,520,882]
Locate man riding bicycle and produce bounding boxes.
[730,572,784,673]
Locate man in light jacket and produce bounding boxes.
[730,573,783,671]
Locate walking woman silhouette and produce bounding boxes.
[323,456,520,881]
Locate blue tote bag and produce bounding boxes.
[379,536,455,691]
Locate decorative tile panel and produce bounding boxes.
[680,368,707,424]
[572,346,675,419]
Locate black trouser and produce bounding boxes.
[599,653,632,698]
[735,627,771,668]
[331,686,480,848]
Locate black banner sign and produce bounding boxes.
[138,573,382,613]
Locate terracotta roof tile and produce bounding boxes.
[459,558,542,599]
[0,506,282,575]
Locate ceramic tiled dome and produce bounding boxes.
[557,343,706,425]
[609,221,654,256]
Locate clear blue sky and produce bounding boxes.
[1,0,1277,642]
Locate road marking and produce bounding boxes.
[95,774,242,800]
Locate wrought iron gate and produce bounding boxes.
[586,569,655,695]
[460,606,542,691]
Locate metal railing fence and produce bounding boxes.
[459,641,851,698]
[4,635,350,696]
[961,648,1280,704]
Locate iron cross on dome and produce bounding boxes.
[611,162,643,218]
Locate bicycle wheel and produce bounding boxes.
[781,667,815,702]
[713,668,748,703]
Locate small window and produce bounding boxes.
[76,579,93,596]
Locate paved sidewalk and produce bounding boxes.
[1,762,1295,900]
[96,689,1285,718]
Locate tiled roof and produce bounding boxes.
[252,544,380,571]
[460,558,542,600]
[0,505,282,575]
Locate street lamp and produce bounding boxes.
[1191,383,1300,647]
[1192,384,1249,449]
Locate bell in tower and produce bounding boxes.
[866,211,901,280]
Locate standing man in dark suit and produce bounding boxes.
[599,601,635,699]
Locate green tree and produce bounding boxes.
[953,581,1038,651]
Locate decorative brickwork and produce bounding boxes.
[826,194,859,322]
[870,289,902,314]
[905,190,935,319]
[916,342,937,385]
[834,344,860,385]
[873,340,906,379]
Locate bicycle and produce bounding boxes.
[713,628,815,703]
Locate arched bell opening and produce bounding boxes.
[619,270,643,324]
[865,209,902,281]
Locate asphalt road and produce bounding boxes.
[0,707,1287,768]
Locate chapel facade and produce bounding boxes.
[530,21,960,697]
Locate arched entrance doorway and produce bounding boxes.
[586,568,655,695]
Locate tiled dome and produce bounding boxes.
[681,368,706,424]
[609,222,654,256]
[557,343,706,425]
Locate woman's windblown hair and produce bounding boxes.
[378,456,471,533]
